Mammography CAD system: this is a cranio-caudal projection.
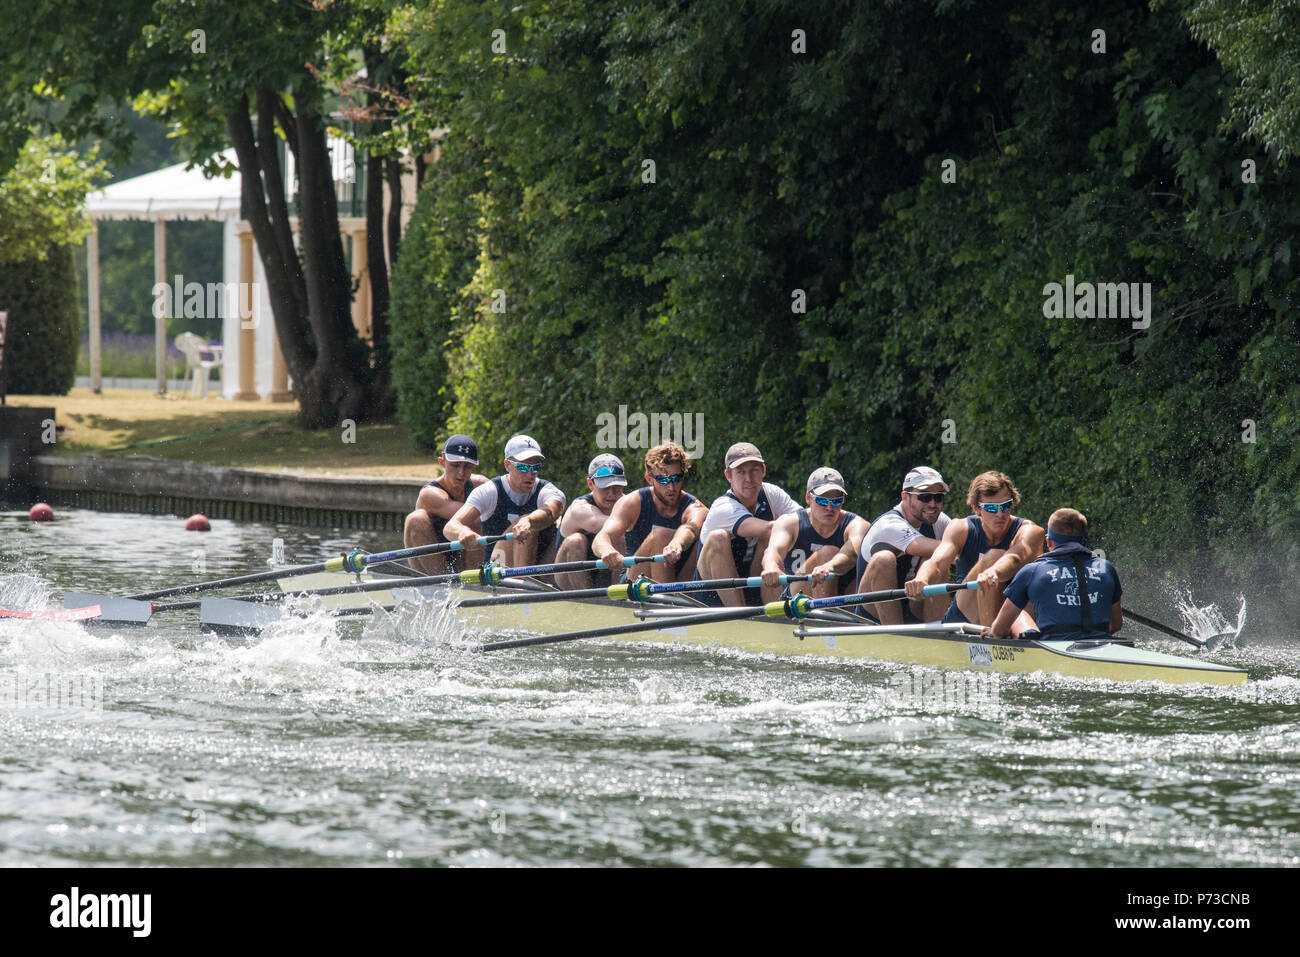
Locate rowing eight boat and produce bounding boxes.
[279,571,1248,686]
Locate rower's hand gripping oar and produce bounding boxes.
[475,582,973,652]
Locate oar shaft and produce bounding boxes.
[129,535,509,600]
[478,603,774,651]
[805,580,973,612]
[1122,609,1204,649]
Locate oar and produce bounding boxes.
[0,605,102,621]
[475,581,975,652]
[124,534,513,601]
[195,556,667,633]
[1122,608,1233,651]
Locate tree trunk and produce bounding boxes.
[227,92,394,429]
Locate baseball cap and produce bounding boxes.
[806,467,847,497]
[902,466,949,492]
[725,442,765,469]
[441,434,479,464]
[504,434,545,462]
[588,453,628,488]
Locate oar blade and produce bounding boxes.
[199,597,283,637]
[64,593,152,626]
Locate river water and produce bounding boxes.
[1,507,1296,867]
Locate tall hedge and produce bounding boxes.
[1,243,81,395]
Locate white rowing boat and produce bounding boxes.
[278,571,1248,686]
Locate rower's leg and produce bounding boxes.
[699,529,743,606]
[633,526,673,582]
[863,551,902,624]
[402,509,451,576]
[792,544,841,598]
[753,539,781,604]
[956,549,1009,626]
[555,533,595,590]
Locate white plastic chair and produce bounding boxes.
[174,332,222,398]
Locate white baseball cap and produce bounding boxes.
[504,434,545,462]
[902,466,948,492]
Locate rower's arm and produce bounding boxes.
[1110,601,1122,633]
[530,498,564,530]
[734,516,774,540]
[915,521,966,586]
[820,517,870,578]
[669,501,709,553]
[760,514,799,576]
[988,597,1022,637]
[905,533,943,560]
[559,499,599,537]
[592,493,639,562]
[988,520,1045,583]
[416,484,456,520]
[443,502,483,548]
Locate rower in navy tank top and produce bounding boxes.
[555,454,631,588]
[592,441,709,587]
[403,433,487,575]
[904,470,1045,628]
[761,467,869,602]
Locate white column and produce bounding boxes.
[154,219,167,394]
[87,224,102,394]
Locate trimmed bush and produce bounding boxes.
[1,244,81,395]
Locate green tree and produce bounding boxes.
[0,134,103,263]
[1,243,81,395]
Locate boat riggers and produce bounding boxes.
[474,581,977,652]
[123,534,514,601]
[459,555,663,586]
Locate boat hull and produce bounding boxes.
[284,572,1248,686]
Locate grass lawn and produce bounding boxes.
[6,389,436,479]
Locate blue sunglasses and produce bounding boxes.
[813,495,844,508]
[651,473,684,486]
[592,465,624,479]
[511,460,542,474]
[979,499,1014,514]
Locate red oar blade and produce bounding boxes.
[63,593,153,626]
[0,605,102,621]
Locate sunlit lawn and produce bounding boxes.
[6,389,434,478]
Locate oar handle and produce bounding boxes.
[331,534,513,572]
[615,574,813,601]
[796,580,974,616]
[464,555,662,585]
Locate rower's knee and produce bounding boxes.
[403,509,432,547]
[964,548,1005,581]
[556,533,587,562]
[864,550,899,587]
[701,528,731,556]
[641,526,672,554]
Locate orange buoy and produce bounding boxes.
[185,514,212,531]
[28,503,54,522]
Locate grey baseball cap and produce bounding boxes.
[587,453,628,488]
[806,467,847,496]
[725,442,765,469]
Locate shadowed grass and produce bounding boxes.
[5,390,433,478]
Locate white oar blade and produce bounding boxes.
[199,598,283,637]
[64,593,152,626]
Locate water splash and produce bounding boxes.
[1173,589,1246,651]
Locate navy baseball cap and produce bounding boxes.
[442,434,479,464]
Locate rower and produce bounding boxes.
[760,467,867,598]
[591,441,708,585]
[444,434,567,567]
[555,453,630,589]
[402,434,489,575]
[983,508,1122,640]
[904,470,1044,626]
[857,466,952,623]
[696,442,799,606]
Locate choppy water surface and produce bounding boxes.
[1,507,1296,866]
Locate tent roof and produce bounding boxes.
[87,149,242,222]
